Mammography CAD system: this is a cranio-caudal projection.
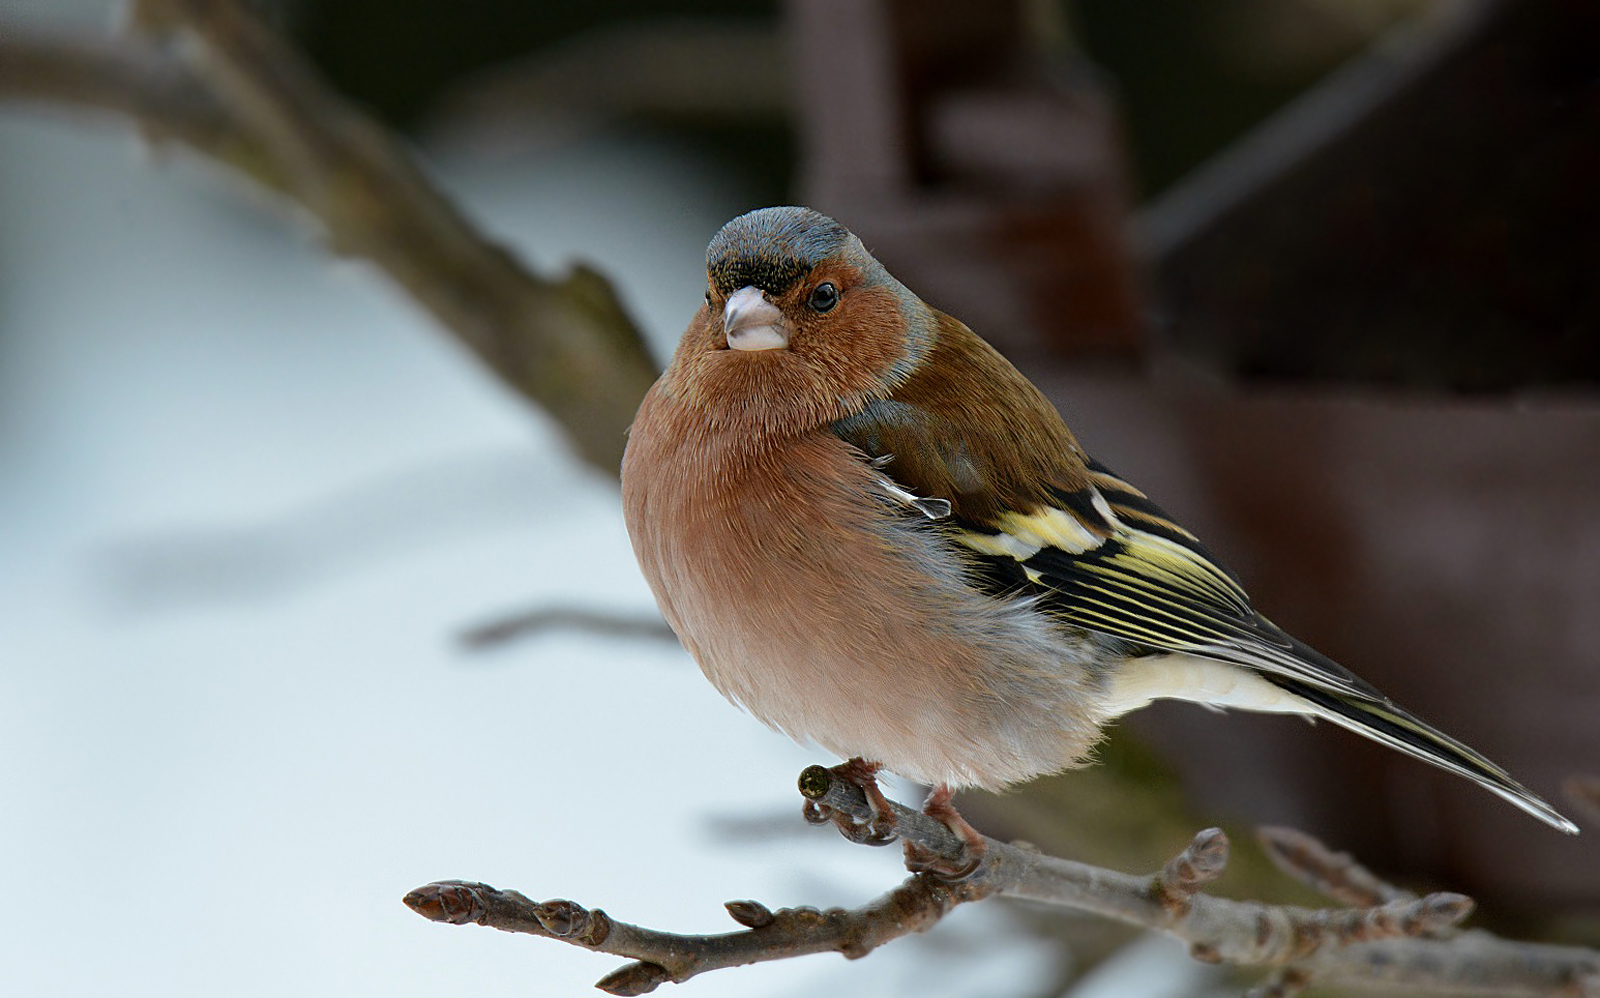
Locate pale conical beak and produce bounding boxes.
[723,286,789,351]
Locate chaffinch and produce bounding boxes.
[621,206,1577,845]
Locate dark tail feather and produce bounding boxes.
[1273,676,1578,835]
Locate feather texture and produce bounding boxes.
[623,206,1578,834]
[839,375,1575,833]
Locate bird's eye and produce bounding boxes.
[704,290,713,307]
[808,282,839,313]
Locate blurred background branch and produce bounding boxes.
[458,604,676,648]
[0,0,661,476]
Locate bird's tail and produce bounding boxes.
[1272,670,1578,835]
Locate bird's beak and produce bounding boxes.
[723,286,789,351]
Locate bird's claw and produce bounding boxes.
[903,785,987,880]
[801,758,900,845]
[822,806,899,845]
[903,839,982,879]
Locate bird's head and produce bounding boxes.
[660,207,938,438]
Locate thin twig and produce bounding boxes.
[802,768,1600,996]
[404,874,995,996]
[1154,825,1229,915]
[403,767,1600,995]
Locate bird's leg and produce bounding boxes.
[801,757,899,845]
[903,784,987,879]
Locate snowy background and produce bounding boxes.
[0,4,1237,995]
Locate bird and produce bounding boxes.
[620,205,1578,863]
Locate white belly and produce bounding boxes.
[1100,654,1314,718]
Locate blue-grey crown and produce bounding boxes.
[705,207,852,296]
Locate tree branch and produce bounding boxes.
[0,5,660,476]
[404,873,994,997]
[407,766,1600,995]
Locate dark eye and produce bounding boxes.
[704,289,713,307]
[808,282,839,313]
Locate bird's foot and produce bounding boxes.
[903,785,987,879]
[801,758,899,845]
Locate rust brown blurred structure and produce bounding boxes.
[788,0,1147,365]
[788,0,1600,912]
